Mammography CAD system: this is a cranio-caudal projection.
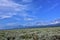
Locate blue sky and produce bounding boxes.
[0,0,60,29]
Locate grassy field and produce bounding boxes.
[0,27,60,40]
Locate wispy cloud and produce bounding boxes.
[6,22,20,26]
[45,3,59,12]
[0,0,40,26]
[24,17,34,21]
[0,0,33,19]
[0,15,12,19]
[22,0,33,3]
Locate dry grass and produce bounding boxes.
[0,27,60,40]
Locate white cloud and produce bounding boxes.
[24,17,34,21]
[0,0,32,19]
[0,15,13,19]
[0,0,42,26]
[50,21,60,24]
[6,22,20,26]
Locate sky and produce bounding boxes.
[0,0,60,28]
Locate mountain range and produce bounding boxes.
[1,19,60,30]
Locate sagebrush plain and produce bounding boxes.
[0,27,60,40]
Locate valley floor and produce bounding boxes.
[0,27,60,40]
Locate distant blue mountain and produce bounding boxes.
[1,19,60,30]
[25,23,60,28]
[2,23,60,30]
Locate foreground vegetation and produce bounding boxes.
[0,27,60,40]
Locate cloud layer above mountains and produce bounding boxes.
[0,0,60,28]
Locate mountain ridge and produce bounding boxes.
[0,19,60,30]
